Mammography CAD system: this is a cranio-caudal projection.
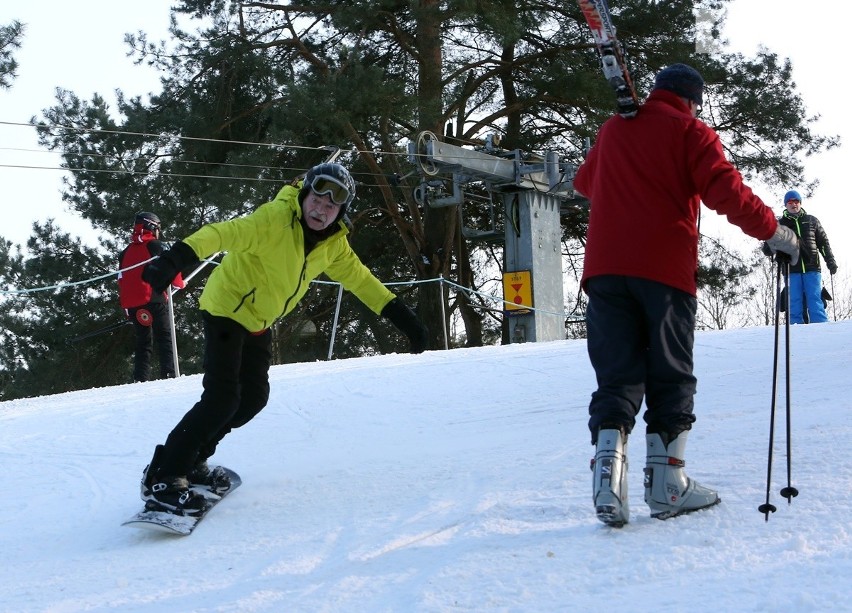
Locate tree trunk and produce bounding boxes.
[414,0,455,350]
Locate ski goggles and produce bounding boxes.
[138,219,160,232]
[309,175,350,206]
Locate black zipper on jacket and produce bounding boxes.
[783,212,807,274]
[281,258,309,316]
[233,288,257,313]
[280,208,312,317]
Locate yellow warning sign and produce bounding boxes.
[502,270,532,314]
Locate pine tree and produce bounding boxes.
[0,0,837,398]
[0,20,24,90]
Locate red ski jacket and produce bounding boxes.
[118,223,185,309]
[575,89,778,296]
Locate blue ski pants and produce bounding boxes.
[788,271,828,324]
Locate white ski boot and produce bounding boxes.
[592,427,630,527]
[644,431,720,520]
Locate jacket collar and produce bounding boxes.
[131,224,157,243]
[646,89,693,116]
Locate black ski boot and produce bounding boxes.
[188,460,233,496]
[140,445,206,515]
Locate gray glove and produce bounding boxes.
[765,225,800,267]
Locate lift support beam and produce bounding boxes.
[409,131,578,343]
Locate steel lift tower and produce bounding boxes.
[409,131,580,343]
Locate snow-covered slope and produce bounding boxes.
[2,322,851,612]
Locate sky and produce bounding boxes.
[699,0,850,268]
[0,1,173,244]
[0,1,849,267]
[2,321,851,611]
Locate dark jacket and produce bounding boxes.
[779,209,836,274]
[574,89,777,297]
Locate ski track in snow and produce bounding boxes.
[2,324,852,612]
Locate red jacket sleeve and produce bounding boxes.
[685,122,777,241]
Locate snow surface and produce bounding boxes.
[2,322,851,612]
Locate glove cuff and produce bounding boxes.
[166,240,201,270]
[381,296,407,320]
[381,297,429,353]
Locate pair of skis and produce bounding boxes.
[576,0,639,117]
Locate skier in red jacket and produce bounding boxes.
[574,63,800,527]
[118,212,185,382]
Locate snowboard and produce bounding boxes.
[122,466,241,536]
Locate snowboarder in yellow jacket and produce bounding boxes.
[138,162,428,513]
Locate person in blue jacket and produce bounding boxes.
[778,190,838,323]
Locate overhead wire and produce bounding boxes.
[0,144,308,175]
[0,122,584,332]
[0,119,529,191]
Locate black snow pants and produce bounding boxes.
[585,275,697,444]
[128,302,176,382]
[157,311,272,477]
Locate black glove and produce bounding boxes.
[142,240,199,294]
[381,297,429,354]
[828,262,838,275]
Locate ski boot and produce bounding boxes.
[591,426,630,527]
[140,445,206,515]
[644,431,720,520]
[188,460,232,496]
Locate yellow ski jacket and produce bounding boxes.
[183,184,396,333]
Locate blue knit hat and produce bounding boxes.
[653,63,704,105]
[784,190,802,204]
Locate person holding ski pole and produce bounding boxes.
[777,190,837,324]
[136,162,429,514]
[117,211,185,382]
[573,63,801,527]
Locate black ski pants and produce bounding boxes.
[158,311,272,477]
[585,275,697,444]
[128,302,176,382]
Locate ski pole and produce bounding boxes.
[779,259,798,504]
[831,273,837,321]
[758,259,782,521]
[167,285,180,378]
[68,319,131,344]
